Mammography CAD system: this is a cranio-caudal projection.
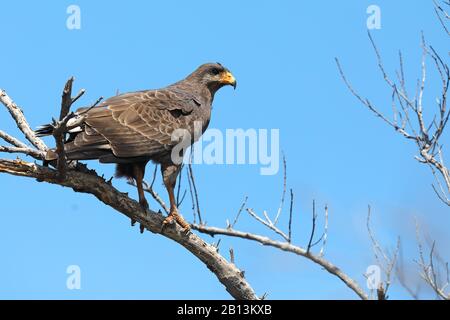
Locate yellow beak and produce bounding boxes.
[220,71,237,89]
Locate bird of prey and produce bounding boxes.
[36,63,236,230]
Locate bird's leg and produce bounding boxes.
[164,183,190,230]
[161,164,190,231]
[130,162,149,227]
[132,162,149,210]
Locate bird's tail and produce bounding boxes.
[35,123,54,137]
[35,123,60,161]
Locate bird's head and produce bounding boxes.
[188,63,237,93]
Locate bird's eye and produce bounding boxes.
[210,68,220,75]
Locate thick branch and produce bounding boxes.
[0,158,258,300]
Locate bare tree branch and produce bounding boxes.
[274,154,287,225]
[0,89,47,151]
[366,206,400,299]
[415,219,449,300]
[0,129,28,149]
[288,189,293,244]
[176,165,187,207]
[183,156,367,300]
[336,30,450,206]
[0,145,44,160]
[307,200,318,253]
[192,223,369,300]
[247,208,290,242]
[51,78,102,179]
[229,196,248,229]
[318,205,329,257]
[395,240,422,300]
[187,151,202,224]
[434,0,450,36]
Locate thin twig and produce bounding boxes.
[307,200,317,253]
[288,189,293,243]
[186,167,197,224]
[319,205,329,257]
[188,163,202,224]
[176,165,187,207]
[246,208,289,242]
[274,154,287,225]
[135,179,169,214]
[229,248,235,264]
[231,196,248,229]
[434,0,450,35]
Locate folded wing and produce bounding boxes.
[64,88,200,162]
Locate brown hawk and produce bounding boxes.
[36,63,237,230]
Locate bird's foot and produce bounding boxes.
[162,213,176,226]
[163,210,191,232]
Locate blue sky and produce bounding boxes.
[0,0,449,299]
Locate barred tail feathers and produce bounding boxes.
[35,123,54,137]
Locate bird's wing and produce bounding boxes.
[66,89,200,159]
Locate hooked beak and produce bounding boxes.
[220,70,237,89]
